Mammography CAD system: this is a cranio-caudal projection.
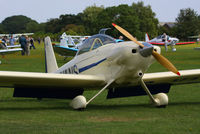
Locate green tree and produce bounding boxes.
[174,8,200,40]
[45,14,83,33]
[132,2,158,39]
[82,4,104,34]
[2,15,38,33]
[0,24,4,33]
[96,4,140,38]
[93,2,158,40]
[45,18,61,33]
[61,24,86,35]
[26,21,39,33]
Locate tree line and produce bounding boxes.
[0,2,200,41]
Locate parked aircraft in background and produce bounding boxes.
[53,32,89,57]
[0,24,199,110]
[0,39,22,64]
[0,33,34,42]
[188,34,200,50]
[53,29,124,57]
[188,34,200,39]
[145,33,196,51]
[0,39,22,52]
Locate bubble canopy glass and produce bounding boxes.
[77,34,116,55]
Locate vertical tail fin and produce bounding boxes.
[68,36,76,47]
[44,36,58,73]
[145,33,150,42]
[60,32,68,47]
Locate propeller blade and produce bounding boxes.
[152,51,180,75]
[112,23,144,48]
[112,23,180,76]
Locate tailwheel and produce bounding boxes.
[70,95,87,110]
[154,93,168,108]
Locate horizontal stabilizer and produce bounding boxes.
[53,45,77,57]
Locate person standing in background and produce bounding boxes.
[25,36,30,55]
[9,35,15,46]
[162,33,168,51]
[37,37,41,44]
[30,36,36,49]
[19,35,27,55]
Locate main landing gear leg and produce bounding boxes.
[140,79,168,107]
[70,79,114,110]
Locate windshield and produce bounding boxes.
[77,34,115,55]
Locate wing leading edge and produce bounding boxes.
[0,48,22,54]
[143,69,200,85]
[149,42,196,46]
[0,71,106,88]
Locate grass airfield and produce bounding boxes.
[0,42,200,134]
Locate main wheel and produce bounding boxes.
[154,93,168,107]
[70,95,87,110]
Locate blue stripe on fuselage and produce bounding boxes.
[79,58,107,73]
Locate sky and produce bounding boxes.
[0,0,200,23]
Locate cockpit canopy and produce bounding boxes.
[77,34,116,55]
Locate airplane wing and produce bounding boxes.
[149,42,196,46]
[143,69,200,85]
[1,69,199,88]
[148,42,165,45]
[0,71,105,88]
[106,69,200,99]
[53,45,77,56]
[175,42,196,45]
[7,45,21,48]
[0,48,22,54]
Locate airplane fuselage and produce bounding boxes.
[55,41,160,87]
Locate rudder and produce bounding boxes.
[145,33,150,42]
[44,36,58,73]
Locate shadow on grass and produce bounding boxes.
[0,99,200,111]
[169,101,200,106]
[0,107,69,111]
[0,99,72,111]
[87,101,200,111]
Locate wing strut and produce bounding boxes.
[140,79,168,107]
[86,79,114,105]
[70,79,114,109]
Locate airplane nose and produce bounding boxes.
[139,46,153,57]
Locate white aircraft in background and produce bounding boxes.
[0,39,22,64]
[0,39,22,54]
[0,24,200,110]
[145,33,195,51]
[53,32,90,57]
[0,33,32,48]
[0,33,34,41]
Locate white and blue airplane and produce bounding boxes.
[53,32,89,57]
[0,24,199,110]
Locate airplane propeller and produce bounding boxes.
[112,23,180,76]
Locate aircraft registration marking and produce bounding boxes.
[60,65,79,74]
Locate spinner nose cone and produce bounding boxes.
[139,46,153,57]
